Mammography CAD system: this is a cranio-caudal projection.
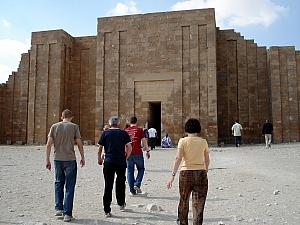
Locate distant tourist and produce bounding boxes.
[262,119,273,148]
[148,127,157,150]
[125,116,150,195]
[143,124,149,139]
[167,118,210,225]
[97,116,132,217]
[231,120,243,147]
[161,133,172,148]
[45,109,85,222]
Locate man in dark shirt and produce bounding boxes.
[98,116,132,217]
[262,119,273,148]
[125,116,150,195]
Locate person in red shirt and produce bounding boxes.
[125,116,150,195]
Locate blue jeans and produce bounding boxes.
[127,154,145,193]
[54,160,77,216]
[235,136,241,147]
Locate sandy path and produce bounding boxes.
[0,143,299,225]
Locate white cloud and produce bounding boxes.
[1,19,11,28]
[0,38,30,83]
[108,1,141,16]
[171,0,287,27]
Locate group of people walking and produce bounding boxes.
[231,120,273,148]
[45,109,210,224]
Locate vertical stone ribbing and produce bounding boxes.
[190,25,200,119]
[5,75,15,143]
[279,48,290,142]
[0,84,7,143]
[199,25,209,139]
[237,36,249,141]
[247,41,259,142]
[296,51,300,141]
[27,45,37,144]
[257,47,270,138]
[182,26,191,127]
[269,47,283,143]
[286,47,298,141]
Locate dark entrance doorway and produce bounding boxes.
[148,102,161,146]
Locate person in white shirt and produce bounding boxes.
[147,127,157,150]
[231,120,242,147]
[161,133,172,148]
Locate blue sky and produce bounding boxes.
[0,0,299,83]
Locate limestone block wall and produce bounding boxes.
[268,47,299,143]
[3,74,15,143]
[67,36,96,143]
[27,30,73,144]
[11,53,30,144]
[96,9,218,144]
[217,29,271,144]
[0,84,7,143]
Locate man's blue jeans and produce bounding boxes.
[54,160,77,216]
[126,154,145,193]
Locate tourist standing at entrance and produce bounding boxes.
[167,118,210,225]
[125,116,150,195]
[148,127,157,150]
[262,119,273,148]
[231,120,243,147]
[45,109,85,222]
[98,116,132,217]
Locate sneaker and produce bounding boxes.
[129,191,137,196]
[134,186,142,194]
[63,215,72,222]
[105,212,112,218]
[119,203,126,211]
[268,144,271,148]
[55,210,63,216]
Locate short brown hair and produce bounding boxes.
[62,109,73,119]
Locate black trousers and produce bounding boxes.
[148,137,156,150]
[103,161,126,213]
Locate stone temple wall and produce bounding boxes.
[0,8,299,145]
[268,47,300,143]
[217,29,271,144]
[95,9,218,144]
[0,30,97,145]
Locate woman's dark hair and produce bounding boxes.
[185,118,201,133]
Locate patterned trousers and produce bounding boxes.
[178,170,208,225]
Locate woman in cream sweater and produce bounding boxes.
[167,118,210,225]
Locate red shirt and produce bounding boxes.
[125,125,144,155]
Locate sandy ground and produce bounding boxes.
[0,143,299,225]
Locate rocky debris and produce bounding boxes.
[273,190,280,195]
[233,215,244,221]
[216,187,224,191]
[18,214,24,217]
[146,204,163,212]
[35,223,47,225]
[218,221,225,225]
